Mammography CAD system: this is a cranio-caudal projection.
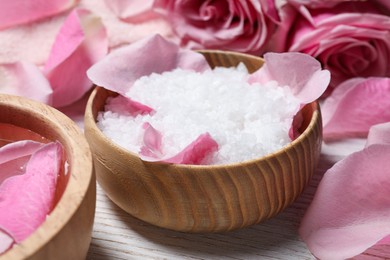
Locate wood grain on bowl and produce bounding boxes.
[0,94,95,260]
[84,51,322,233]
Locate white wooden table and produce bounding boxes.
[85,138,389,259]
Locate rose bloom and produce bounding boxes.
[153,0,280,54]
[274,0,390,91]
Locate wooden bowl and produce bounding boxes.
[0,94,95,259]
[84,50,322,233]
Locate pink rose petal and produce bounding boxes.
[0,141,63,243]
[0,62,53,104]
[44,8,108,107]
[249,52,330,104]
[322,77,390,141]
[366,122,390,147]
[139,122,163,159]
[141,132,218,165]
[104,95,154,116]
[0,140,46,185]
[299,143,390,260]
[0,0,77,30]
[104,0,158,23]
[0,230,13,255]
[163,133,218,164]
[87,34,210,96]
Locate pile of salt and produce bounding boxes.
[97,64,300,165]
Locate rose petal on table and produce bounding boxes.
[0,230,13,255]
[0,142,63,243]
[87,34,210,96]
[299,144,390,260]
[322,77,390,141]
[249,52,330,104]
[44,8,108,107]
[104,0,157,23]
[0,0,77,30]
[0,62,53,104]
[366,122,390,147]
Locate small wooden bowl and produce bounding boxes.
[84,50,322,233]
[0,95,95,259]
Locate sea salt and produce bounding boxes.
[97,64,300,165]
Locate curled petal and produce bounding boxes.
[0,62,52,104]
[249,52,330,104]
[104,95,154,116]
[366,122,390,147]
[104,0,157,23]
[299,144,390,260]
[139,122,163,158]
[0,230,13,254]
[0,0,77,30]
[0,140,45,188]
[322,77,390,141]
[0,142,63,243]
[141,132,218,165]
[87,34,210,96]
[44,8,108,107]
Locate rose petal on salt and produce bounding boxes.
[0,0,77,30]
[44,8,108,107]
[87,34,210,96]
[0,141,63,243]
[0,62,53,104]
[0,230,13,255]
[249,52,330,104]
[141,132,218,165]
[299,143,390,260]
[322,77,390,141]
[140,122,163,158]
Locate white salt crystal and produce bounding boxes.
[97,64,300,165]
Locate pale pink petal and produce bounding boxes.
[249,52,330,104]
[0,14,66,65]
[0,0,77,30]
[87,34,210,96]
[44,8,108,107]
[139,122,163,158]
[104,95,154,116]
[0,230,13,255]
[0,142,63,243]
[366,122,390,147]
[164,133,218,164]
[0,62,52,104]
[104,0,158,23]
[0,140,45,185]
[141,132,218,165]
[299,144,390,260]
[322,77,390,141]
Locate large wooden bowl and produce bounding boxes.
[84,50,322,233]
[0,94,95,259]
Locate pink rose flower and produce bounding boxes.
[274,1,390,91]
[153,0,280,54]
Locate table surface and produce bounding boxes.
[85,138,389,260]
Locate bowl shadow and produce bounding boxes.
[87,152,335,260]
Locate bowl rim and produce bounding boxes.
[86,84,321,169]
[0,94,94,258]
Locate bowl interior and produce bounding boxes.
[0,94,95,259]
[84,50,322,232]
